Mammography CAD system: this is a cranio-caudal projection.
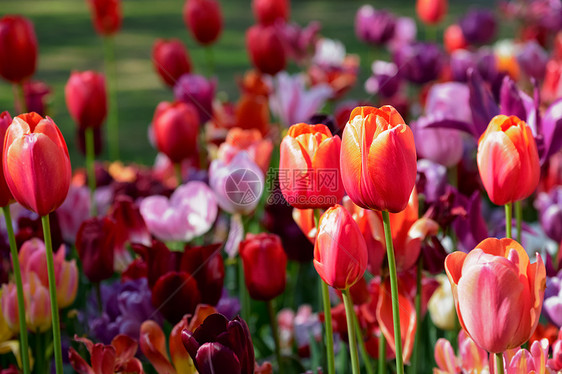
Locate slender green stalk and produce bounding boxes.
[505,203,512,239]
[205,46,215,76]
[13,83,27,113]
[85,127,97,217]
[381,210,405,374]
[40,215,63,374]
[515,200,522,243]
[411,257,423,374]
[342,289,360,374]
[2,206,30,374]
[378,332,386,374]
[174,163,183,187]
[495,353,505,374]
[103,36,119,160]
[353,309,375,374]
[267,300,282,373]
[238,258,250,321]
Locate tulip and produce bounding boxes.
[477,115,540,206]
[416,0,447,25]
[173,73,216,123]
[355,5,396,46]
[535,187,562,243]
[0,112,13,207]
[542,60,562,105]
[183,0,223,46]
[0,283,19,333]
[182,313,255,374]
[445,237,546,353]
[152,101,199,164]
[459,9,497,45]
[516,41,548,81]
[3,113,71,217]
[87,0,122,36]
[443,24,468,53]
[364,61,402,98]
[340,105,417,213]
[239,233,287,301]
[544,270,562,327]
[392,42,443,84]
[65,71,107,130]
[253,0,289,25]
[76,217,116,283]
[428,274,456,331]
[56,185,90,243]
[23,273,51,333]
[152,39,192,87]
[279,123,345,209]
[69,335,143,373]
[23,80,51,117]
[277,21,320,64]
[246,24,287,76]
[180,244,225,306]
[217,127,273,174]
[0,16,37,83]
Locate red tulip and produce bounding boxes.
[445,238,546,353]
[477,115,540,206]
[239,233,287,301]
[444,24,468,53]
[183,0,223,46]
[279,123,345,209]
[252,0,289,26]
[340,106,417,213]
[246,24,287,76]
[152,39,192,87]
[3,113,71,216]
[0,112,13,207]
[76,217,116,283]
[314,205,368,290]
[0,15,37,83]
[416,0,447,25]
[65,70,107,130]
[152,101,199,164]
[87,0,122,36]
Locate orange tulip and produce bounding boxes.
[340,105,417,213]
[416,0,447,25]
[477,115,540,206]
[445,238,546,353]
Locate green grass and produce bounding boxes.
[0,0,492,166]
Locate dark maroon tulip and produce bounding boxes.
[15,209,63,250]
[393,42,443,84]
[24,80,51,116]
[0,112,13,207]
[239,233,287,301]
[87,0,122,36]
[132,240,178,288]
[180,243,224,306]
[173,74,215,123]
[355,5,396,46]
[109,195,151,264]
[65,71,107,130]
[246,24,287,76]
[182,313,255,374]
[0,15,38,83]
[152,39,192,87]
[151,271,201,324]
[459,9,496,45]
[183,0,223,46]
[253,0,289,26]
[76,217,116,283]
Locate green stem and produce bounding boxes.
[515,200,522,243]
[411,257,423,374]
[495,353,505,374]
[174,163,183,187]
[13,82,27,114]
[381,210,405,374]
[342,289,360,374]
[321,280,336,374]
[2,206,31,374]
[85,127,97,217]
[103,36,119,160]
[205,46,214,76]
[41,214,63,374]
[238,258,250,322]
[353,309,375,374]
[267,300,282,373]
[505,203,512,239]
[378,332,386,374]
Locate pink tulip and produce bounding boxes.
[23,273,51,333]
[56,185,90,243]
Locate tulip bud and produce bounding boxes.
[355,5,396,46]
[24,272,51,333]
[252,0,289,25]
[183,0,223,46]
[152,101,199,164]
[24,80,51,117]
[65,70,107,130]
[0,15,38,83]
[76,217,116,283]
[416,0,447,25]
[443,24,468,53]
[152,39,192,87]
[392,42,443,84]
[246,24,287,76]
[240,233,287,301]
[459,9,496,45]
[340,106,417,213]
[87,0,122,36]
[0,112,13,207]
[173,73,216,123]
[428,274,456,330]
[477,115,540,206]
[314,205,368,290]
[3,113,72,216]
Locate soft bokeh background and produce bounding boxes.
[0,0,493,165]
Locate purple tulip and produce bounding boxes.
[277,21,320,64]
[416,160,448,204]
[517,41,548,81]
[140,181,218,242]
[355,5,396,46]
[182,313,255,374]
[365,60,402,98]
[388,17,417,51]
[544,270,562,327]
[499,75,535,122]
[535,187,562,243]
[459,9,497,45]
[452,191,489,253]
[392,42,443,84]
[539,98,562,163]
[216,288,241,320]
[174,73,216,123]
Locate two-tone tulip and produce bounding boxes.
[0,112,13,207]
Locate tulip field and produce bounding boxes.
[2,0,562,373]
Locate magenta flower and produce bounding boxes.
[56,185,90,243]
[173,73,216,123]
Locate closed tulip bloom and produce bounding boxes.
[87,0,122,36]
[279,123,345,209]
[173,74,216,123]
[152,101,199,164]
[3,113,72,216]
[477,115,540,206]
[314,205,368,290]
[444,24,468,53]
[340,105,417,213]
[252,0,289,25]
[246,24,287,76]
[183,0,223,46]
[428,274,456,331]
[416,0,447,25]
[76,217,116,283]
[239,233,287,301]
[445,238,546,353]
[152,39,192,87]
[0,112,13,207]
[0,15,38,83]
[65,70,107,130]
[23,272,51,333]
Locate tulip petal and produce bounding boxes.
[68,347,96,374]
[434,338,457,373]
[195,342,242,374]
[139,320,177,374]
